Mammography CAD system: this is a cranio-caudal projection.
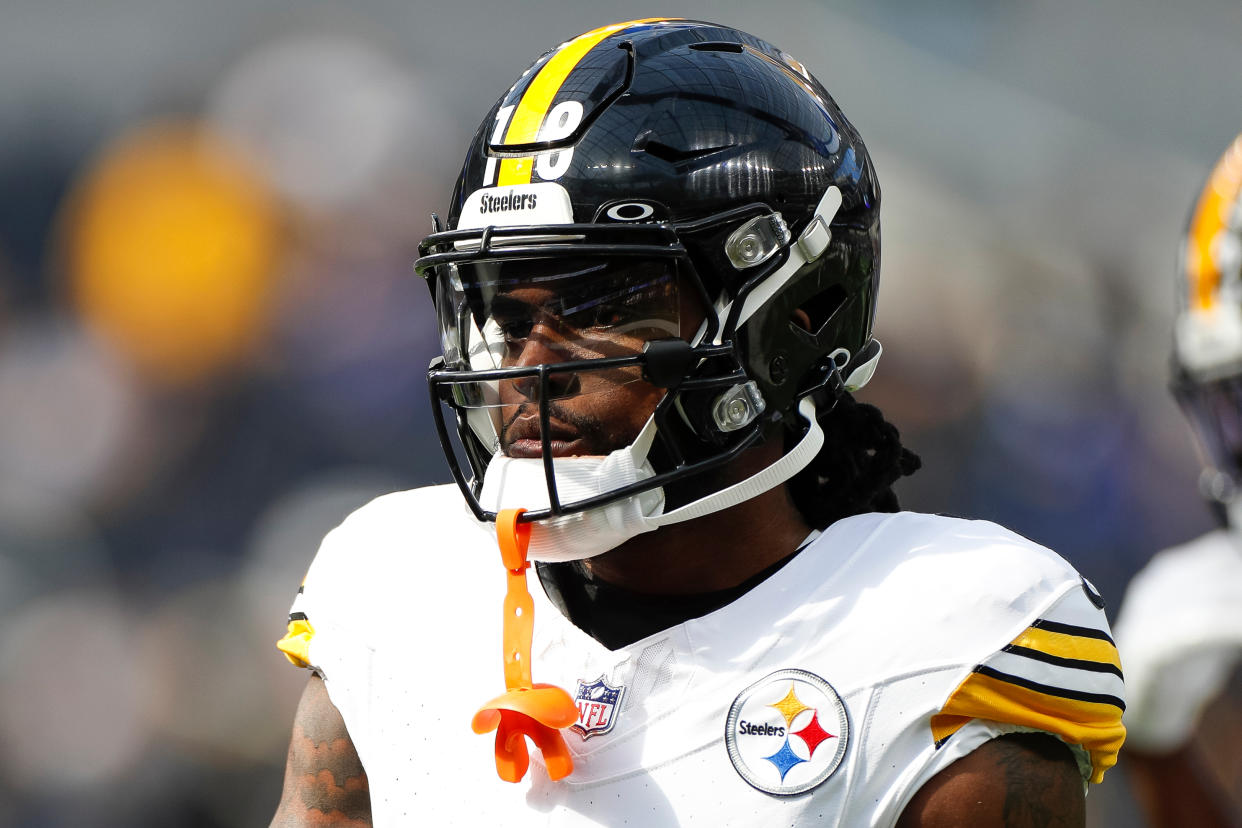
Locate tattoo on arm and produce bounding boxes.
[272,674,372,828]
[897,733,1085,828]
[993,734,1085,828]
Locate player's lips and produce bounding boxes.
[503,417,587,458]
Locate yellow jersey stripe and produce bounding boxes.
[277,616,314,668]
[497,18,669,185]
[1186,134,1242,310]
[931,670,1126,784]
[1009,626,1122,672]
[1003,643,1123,680]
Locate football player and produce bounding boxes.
[272,20,1125,826]
[1113,133,1242,827]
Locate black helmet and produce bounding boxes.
[416,18,882,527]
[1171,132,1242,519]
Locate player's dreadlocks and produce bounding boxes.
[789,392,922,530]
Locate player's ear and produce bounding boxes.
[792,308,812,332]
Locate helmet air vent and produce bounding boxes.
[801,285,848,338]
[689,41,745,53]
[639,139,736,165]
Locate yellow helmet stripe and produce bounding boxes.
[497,18,670,186]
[1186,134,1242,310]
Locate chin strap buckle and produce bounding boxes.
[470,509,578,782]
[712,381,767,432]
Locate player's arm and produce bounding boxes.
[895,733,1084,828]
[1124,744,1234,828]
[271,673,372,828]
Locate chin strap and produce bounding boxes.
[470,508,578,782]
[654,396,824,526]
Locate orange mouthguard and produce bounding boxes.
[471,508,578,782]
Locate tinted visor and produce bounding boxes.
[1174,371,1242,486]
[435,256,680,408]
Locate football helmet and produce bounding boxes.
[416,19,882,553]
[1171,131,1242,518]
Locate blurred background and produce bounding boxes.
[0,0,1239,824]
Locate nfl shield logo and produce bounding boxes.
[571,675,625,739]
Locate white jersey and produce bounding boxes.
[279,485,1124,827]
[1113,528,1242,751]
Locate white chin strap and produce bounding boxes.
[653,396,824,527]
[477,397,824,562]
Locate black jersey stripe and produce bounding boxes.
[1030,618,1116,645]
[289,611,309,622]
[1002,644,1125,679]
[973,664,1125,711]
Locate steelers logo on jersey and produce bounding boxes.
[724,668,850,796]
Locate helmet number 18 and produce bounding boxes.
[483,101,584,186]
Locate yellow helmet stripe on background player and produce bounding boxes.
[1185,133,1242,311]
[496,18,672,186]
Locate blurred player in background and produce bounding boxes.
[1114,134,1242,827]
[273,19,1125,825]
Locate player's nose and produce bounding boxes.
[510,324,581,400]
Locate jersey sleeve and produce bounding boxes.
[273,497,389,674]
[273,486,479,677]
[277,578,315,668]
[1113,531,1242,751]
[929,580,1126,784]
